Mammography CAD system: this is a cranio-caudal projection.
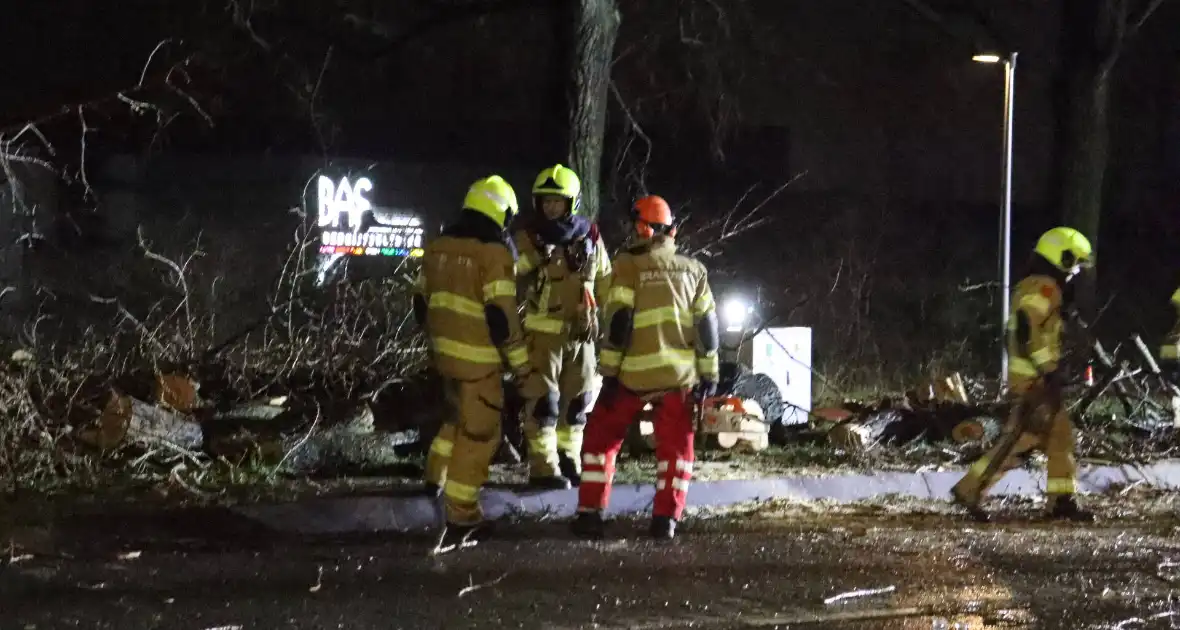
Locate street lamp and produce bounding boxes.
[974,51,1018,391]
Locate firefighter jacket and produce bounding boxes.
[599,236,719,393]
[1006,274,1065,387]
[514,217,612,341]
[413,213,532,382]
[1161,288,1180,362]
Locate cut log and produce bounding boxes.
[913,372,970,405]
[340,404,375,434]
[949,416,1002,445]
[93,391,203,451]
[931,373,969,404]
[214,401,289,424]
[154,373,200,412]
[812,407,855,424]
[827,409,911,451]
[715,430,770,452]
[699,397,770,452]
[828,402,1005,451]
[277,426,420,475]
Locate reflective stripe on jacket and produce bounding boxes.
[515,229,612,338]
[599,237,718,392]
[1006,274,1063,386]
[414,234,531,381]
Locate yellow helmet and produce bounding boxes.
[1033,226,1093,274]
[531,164,582,215]
[462,175,519,229]
[1171,287,1180,306]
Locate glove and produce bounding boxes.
[692,378,718,403]
[569,288,600,343]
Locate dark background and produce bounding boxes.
[1,1,1177,389]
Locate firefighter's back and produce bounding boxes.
[618,241,709,393]
[421,234,506,381]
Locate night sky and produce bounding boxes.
[2,1,1179,349]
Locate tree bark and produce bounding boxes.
[1053,0,1122,320]
[565,0,620,221]
[1057,75,1111,245]
[1055,0,1117,253]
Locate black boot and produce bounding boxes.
[1049,495,1096,522]
[650,516,677,540]
[951,487,991,523]
[528,475,572,490]
[571,511,606,540]
[558,453,581,487]
[434,520,494,553]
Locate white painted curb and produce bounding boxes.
[234,459,1180,535]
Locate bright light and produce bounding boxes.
[317,175,374,229]
[722,297,753,333]
[972,54,1001,63]
[314,174,425,258]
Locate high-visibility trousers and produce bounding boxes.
[953,380,1077,508]
[522,332,597,478]
[422,373,504,525]
[578,386,695,520]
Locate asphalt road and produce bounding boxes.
[5,495,1180,629]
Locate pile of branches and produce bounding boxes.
[813,371,1005,455]
[1072,333,1180,461]
[811,330,1180,467]
[0,222,438,495]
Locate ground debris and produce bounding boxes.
[822,372,1004,454]
[457,572,509,598]
[822,584,896,605]
[28,364,434,484]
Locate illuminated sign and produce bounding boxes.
[315,175,425,258]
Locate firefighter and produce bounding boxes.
[570,195,719,541]
[1159,288,1180,384]
[414,175,539,543]
[951,226,1095,523]
[514,164,612,489]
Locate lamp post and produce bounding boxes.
[973,51,1017,390]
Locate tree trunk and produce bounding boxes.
[566,0,620,221]
[1057,72,1111,258]
[1053,0,1119,320]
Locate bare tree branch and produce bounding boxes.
[9,124,56,157]
[681,171,805,258]
[228,0,274,51]
[1127,0,1169,37]
[233,0,546,62]
[896,0,966,42]
[76,107,94,200]
[139,39,179,87]
[894,0,1006,52]
[608,79,652,195]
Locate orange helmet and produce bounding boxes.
[632,195,676,239]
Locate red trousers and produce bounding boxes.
[577,386,695,520]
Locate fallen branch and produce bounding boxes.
[457,572,509,598]
[823,584,896,605]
